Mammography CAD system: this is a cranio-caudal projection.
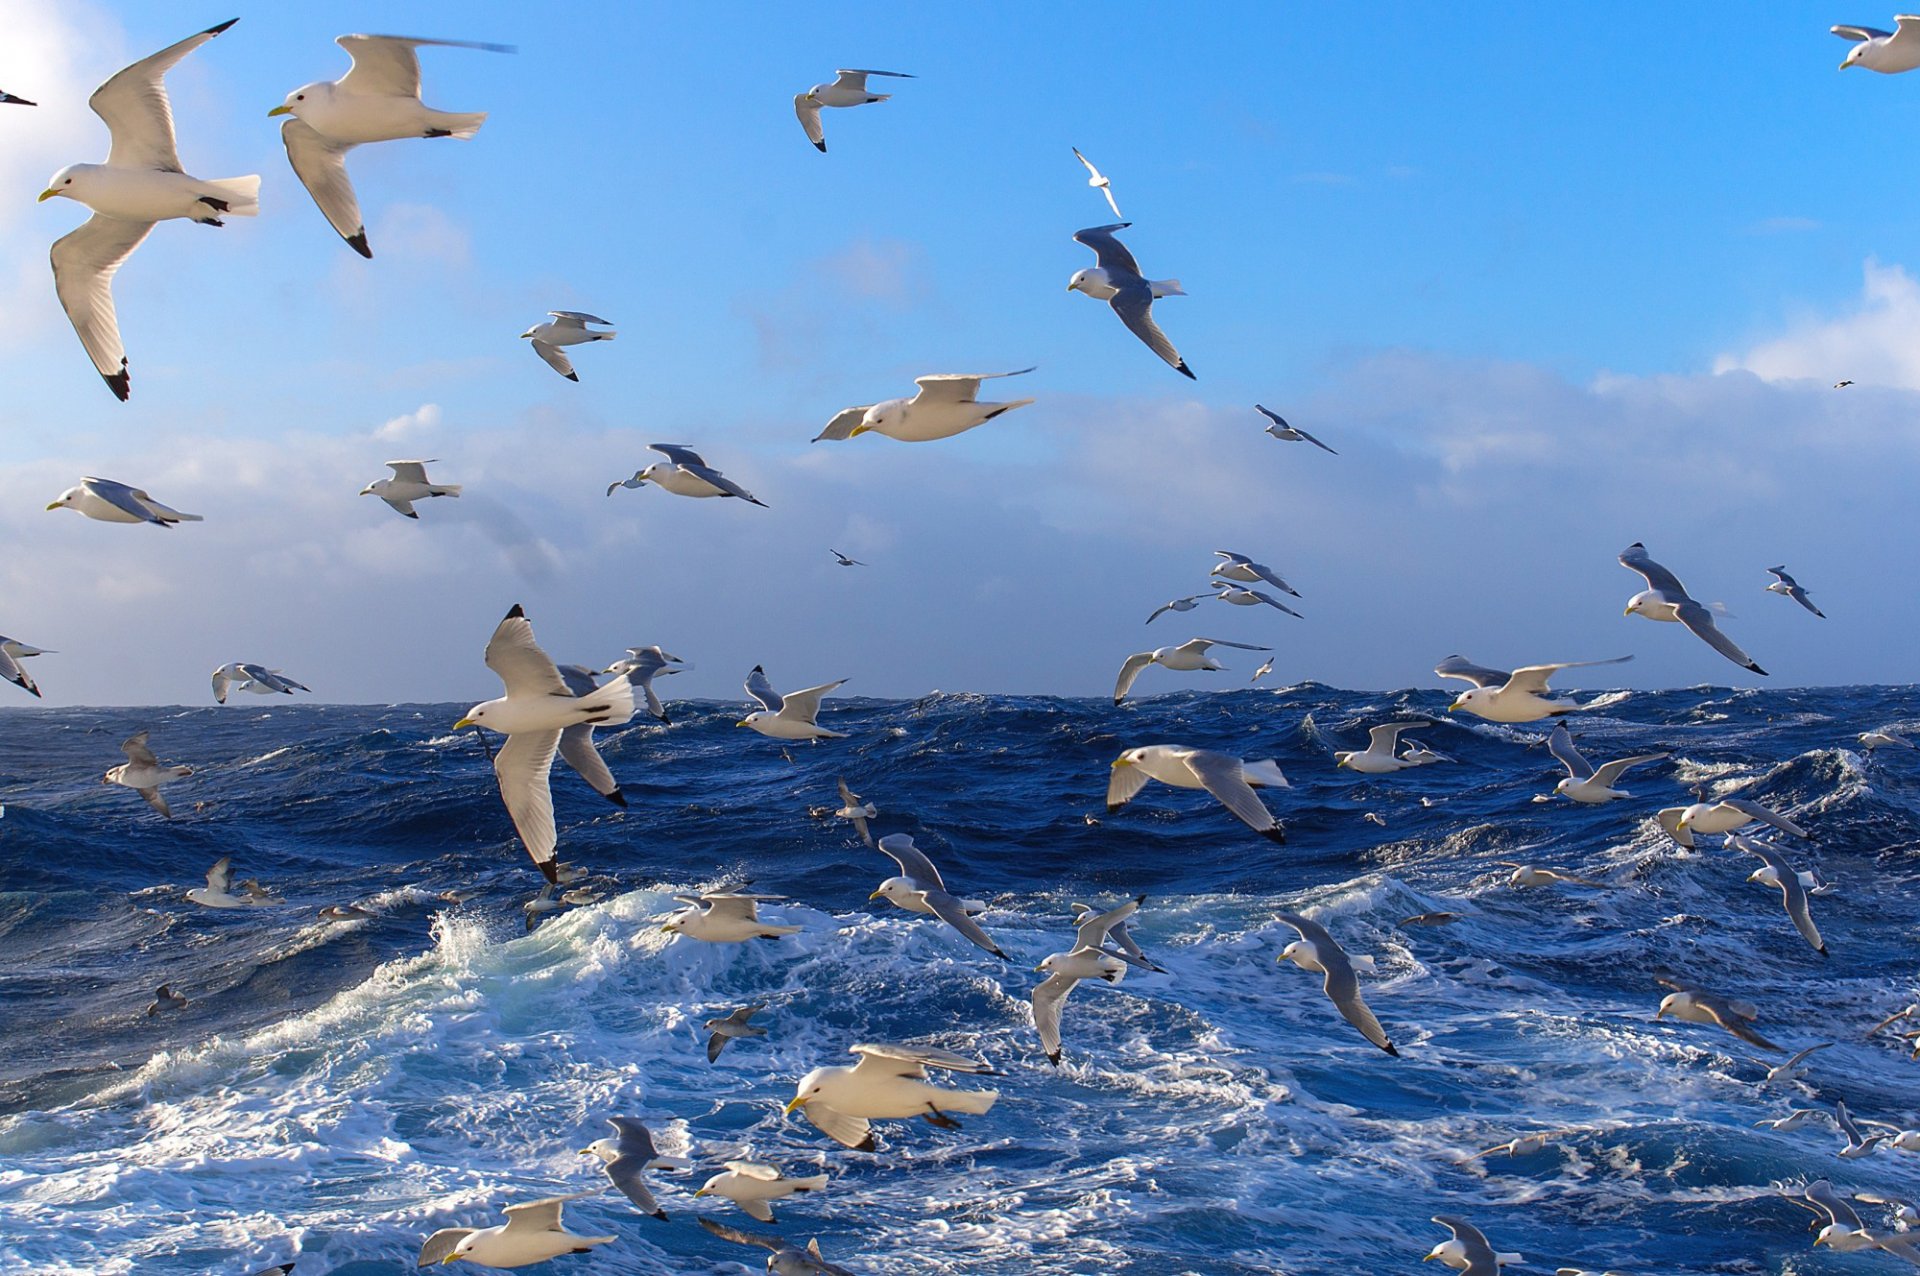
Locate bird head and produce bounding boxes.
[269,83,328,118]
[1066,268,1094,295]
[784,1071,829,1114]
[38,165,87,202]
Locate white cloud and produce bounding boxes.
[1716,259,1920,389]
[375,403,443,442]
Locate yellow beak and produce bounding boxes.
[693,1187,710,1197]
[783,1096,808,1115]
[850,425,869,436]
[37,188,57,202]
[268,105,292,117]
[1444,705,1457,713]
[735,720,750,728]
[867,888,885,900]
[452,717,474,729]
[1111,757,1131,769]
[44,501,61,510]
[442,1255,460,1265]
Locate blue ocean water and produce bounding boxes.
[2,685,1919,1275]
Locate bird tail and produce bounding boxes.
[579,673,636,722]
[793,1174,829,1191]
[1241,759,1289,789]
[434,111,488,139]
[202,175,261,215]
[943,1088,998,1115]
[594,331,618,342]
[1150,278,1186,297]
[429,484,463,498]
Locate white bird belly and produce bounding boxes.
[302,94,442,145]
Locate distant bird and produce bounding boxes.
[41,20,258,400]
[0,638,48,698]
[1834,16,1920,71]
[521,311,615,381]
[694,1163,828,1224]
[1861,728,1917,750]
[185,856,276,909]
[829,549,864,566]
[783,1042,998,1150]
[1754,1107,1830,1132]
[1655,790,1808,848]
[1,90,35,105]
[1789,1179,1920,1259]
[663,891,801,943]
[212,662,311,704]
[1211,583,1304,618]
[318,904,374,923]
[1655,976,1783,1051]
[1334,721,1431,774]
[1834,1101,1887,1158]
[1253,404,1337,454]
[1210,550,1302,597]
[1438,654,1632,723]
[1071,146,1122,217]
[1620,542,1766,675]
[869,834,1007,959]
[417,1193,614,1269]
[1731,835,1828,956]
[1496,862,1610,890]
[105,731,191,817]
[597,646,685,724]
[1397,738,1453,766]
[739,666,846,740]
[145,984,187,1015]
[1545,722,1669,803]
[1466,1130,1571,1160]
[1425,1216,1519,1273]
[1114,637,1271,702]
[1400,912,1459,927]
[1145,593,1209,624]
[792,68,913,152]
[361,459,460,518]
[1275,912,1398,1056]
[1766,565,1826,618]
[1070,897,1165,973]
[1764,1041,1834,1084]
[47,477,201,526]
[697,1216,859,1276]
[1067,223,1193,378]
[578,1118,671,1220]
[1835,379,1856,388]
[833,778,875,846]
[1109,745,1289,841]
[1032,897,1140,1065]
[705,1002,769,1063]
[1250,655,1275,683]
[609,444,767,506]
[272,34,511,257]
[813,368,1036,443]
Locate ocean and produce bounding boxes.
[2,685,1918,1274]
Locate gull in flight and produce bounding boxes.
[784,1042,998,1150]
[1068,223,1193,378]
[793,68,913,152]
[1835,379,1856,388]
[869,834,1007,959]
[47,477,200,527]
[704,1002,769,1063]
[1730,835,1828,956]
[521,312,615,381]
[1620,542,1765,675]
[551,665,636,809]
[1425,1217,1521,1273]
[452,605,637,882]
[1250,655,1276,683]
[1766,565,1826,618]
[1032,897,1143,1065]
[106,731,191,817]
[1655,976,1783,1051]
[697,1217,857,1276]
[1654,788,1808,848]
[1210,550,1302,597]
[41,20,258,400]
[833,778,875,846]
[1,89,34,105]
[185,856,276,909]
[608,444,767,506]
[1438,654,1632,723]
[271,34,511,257]
[1465,1130,1573,1160]
[694,1163,828,1224]
[1861,728,1916,750]
[1834,16,1920,71]
[829,549,865,567]
[1275,912,1399,1056]
[1114,637,1271,702]
[1211,582,1304,618]
[1545,722,1668,803]
[1334,721,1432,774]
[361,459,460,518]
[1109,745,1289,841]
[1764,1041,1834,1085]
[1071,898,1165,973]
[662,891,801,943]
[211,663,311,704]
[1145,593,1209,624]
[597,646,685,724]
[1496,862,1610,890]
[1254,404,1338,454]
[813,368,1035,443]
[417,1193,614,1269]
[739,666,846,740]
[578,1117,671,1220]
[1071,146,1122,217]
[0,638,50,698]
[1833,1101,1887,1158]
[1791,1179,1920,1261]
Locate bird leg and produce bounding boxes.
[921,1105,962,1130]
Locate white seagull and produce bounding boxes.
[1545,722,1669,803]
[521,311,615,381]
[416,1193,614,1269]
[608,444,767,506]
[792,68,913,152]
[361,459,461,519]
[1765,565,1826,618]
[1145,593,1210,624]
[661,891,801,943]
[694,1163,828,1224]
[738,666,846,740]
[211,663,311,704]
[1620,542,1766,675]
[1210,550,1302,597]
[1334,721,1431,774]
[578,1118,672,1220]
[105,731,192,817]
[1275,912,1399,1056]
[1834,16,1920,71]
[1071,146,1122,217]
[813,368,1036,443]
[1211,583,1304,618]
[1068,223,1193,378]
[868,833,1007,959]
[1654,788,1809,848]
[1114,638,1271,703]
[1108,745,1289,841]
[1731,835,1828,956]
[47,477,201,527]
[597,646,685,725]
[1438,654,1632,723]
[1032,897,1142,1065]
[784,1042,998,1150]
[1254,404,1338,454]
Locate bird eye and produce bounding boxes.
[295,94,304,101]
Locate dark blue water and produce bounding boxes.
[2,686,1918,1274]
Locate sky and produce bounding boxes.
[0,0,1915,706]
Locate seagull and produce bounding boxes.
[705,1003,769,1063]
[416,1193,614,1269]
[185,856,274,909]
[694,1164,828,1224]
[1860,728,1916,749]
[1835,379,1856,388]
[105,731,191,817]
[1654,789,1809,848]
[662,892,801,943]
[868,834,1007,959]
[697,1217,857,1276]
[597,647,685,725]
[551,665,633,810]
[1545,723,1669,803]
[1071,146,1122,217]
[829,549,865,566]
[1398,738,1454,766]
[1,90,35,105]
[211,663,310,704]
[1856,1192,1920,1227]
[1732,835,1827,956]
[521,312,615,381]
[0,640,47,698]
[40,20,258,400]
[1210,550,1302,597]
[812,368,1036,443]
[1496,862,1611,890]
[792,68,913,152]
[1070,897,1166,973]
[1275,912,1399,1055]
[1145,593,1209,624]
[1835,1101,1887,1159]
[1250,655,1275,683]
[271,34,511,257]
[452,605,636,883]
[1211,583,1304,618]
[784,1042,998,1150]
[1766,566,1827,618]
[1334,721,1432,774]
[1620,542,1766,675]
[1754,1107,1831,1132]
[608,444,767,506]
[1834,16,1920,71]
[1465,1130,1572,1160]
[1655,976,1783,1051]
[1108,745,1289,841]
[47,477,201,527]
[360,459,460,518]
[578,1118,671,1220]
[145,984,187,1015]
[833,778,875,846]
[1114,638,1271,702]
[1438,654,1632,723]
[1068,223,1193,378]
[739,666,846,740]
[1426,1217,1520,1273]
[1253,404,1337,454]
[1032,897,1140,1064]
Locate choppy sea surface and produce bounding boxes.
[3,685,1919,1275]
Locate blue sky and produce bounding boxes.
[0,1,1914,706]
